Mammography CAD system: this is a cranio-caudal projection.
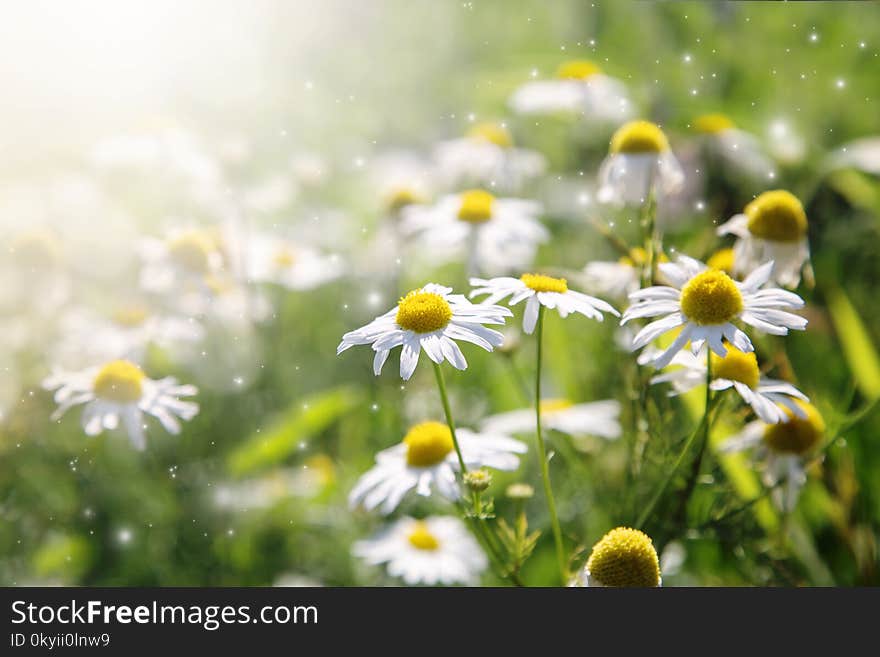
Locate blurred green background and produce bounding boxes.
[1,0,879,586]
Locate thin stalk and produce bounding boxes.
[534,306,567,584]
[431,361,467,474]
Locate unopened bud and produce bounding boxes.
[464,469,492,492]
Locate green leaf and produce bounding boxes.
[228,386,363,476]
[826,287,880,399]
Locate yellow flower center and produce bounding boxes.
[609,120,670,154]
[92,360,146,403]
[520,273,568,294]
[386,187,423,213]
[679,270,743,326]
[457,190,495,223]
[112,305,150,327]
[304,453,336,487]
[744,190,808,243]
[168,232,215,274]
[710,345,760,389]
[586,527,660,587]
[11,230,63,269]
[556,59,602,80]
[762,401,825,455]
[619,247,669,267]
[407,521,441,551]
[467,122,513,148]
[539,398,573,415]
[273,246,296,268]
[395,289,453,334]
[403,421,455,467]
[706,248,735,274]
[693,113,735,134]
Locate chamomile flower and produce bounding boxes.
[338,283,511,380]
[349,421,526,514]
[622,256,807,369]
[481,399,621,442]
[139,227,226,295]
[717,190,811,288]
[598,120,684,206]
[353,516,487,585]
[369,150,434,214]
[469,272,618,334]
[400,190,547,275]
[571,527,661,587]
[692,113,776,180]
[43,360,199,450]
[433,122,546,191]
[509,60,632,122]
[720,400,825,511]
[581,248,670,301]
[245,233,344,291]
[651,344,809,424]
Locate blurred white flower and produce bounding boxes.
[824,136,880,175]
[43,360,198,450]
[349,421,526,514]
[353,516,487,585]
[692,113,776,180]
[245,233,344,291]
[138,227,227,297]
[481,399,621,442]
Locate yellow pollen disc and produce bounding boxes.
[457,189,495,223]
[539,398,573,415]
[273,247,296,268]
[619,247,669,267]
[706,248,735,274]
[395,289,453,334]
[744,190,807,242]
[168,232,215,274]
[386,187,423,213]
[679,270,743,326]
[92,360,146,403]
[112,305,150,327]
[693,113,735,134]
[556,59,602,80]
[586,527,660,587]
[520,273,568,294]
[710,345,760,389]
[11,230,63,268]
[763,401,825,455]
[609,120,670,154]
[407,521,441,551]
[467,122,513,148]
[403,421,455,467]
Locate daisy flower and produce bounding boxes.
[348,420,526,514]
[571,527,661,587]
[597,120,685,206]
[469,272,618,334]
[337,283,512,380]
[43,360,199,450]
[353,516,487,585]
[400,190,547,276]
[139,227,226,295]
[245,233,344,291]
[717,190,811,288]
[481,399,621,442]
[508,60,632,122]
[368,150,434,215]
[720,400,825,511]
[650,344,809,424]
[622,256,807,369]
[692,113,776,180]
[581,248,670,301]
[433,122,546,191]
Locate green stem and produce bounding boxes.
[640,188,658,287]
[534,306,567,584]
[431,361,467,475]
[635,355,714,529]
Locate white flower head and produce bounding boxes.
[353,516,487,585]
[598,120,685,206]
[469,272,618,334]
[717,190,811,288]
[481,399,621,441]
[337,283,512,380]
[433,122,546,191]
[43,360,198,450]
[400,190,547,276]
[509,60,633,122]
[139,227,226,296]
[720,400,825,511]
[245,233,344,291]
[349,420,526,514]
[651,344,809,424]
[581,248,672,302]
[622,256,807,369]
[693,113,776,180]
